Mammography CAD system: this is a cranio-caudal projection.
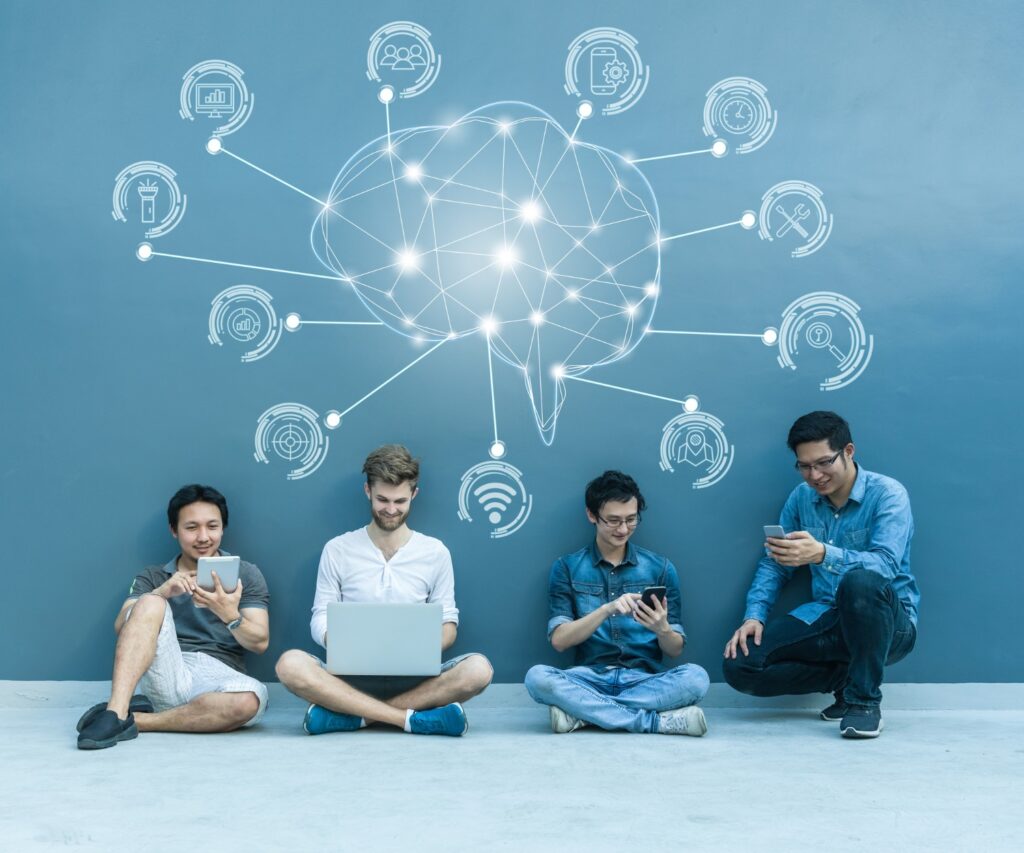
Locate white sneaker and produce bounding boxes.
[657,705,708,736]
[549,705,587,733]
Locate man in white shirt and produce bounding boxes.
[276,445,493,736]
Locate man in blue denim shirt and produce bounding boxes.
[723,412,919,739]
[525,471,710,735]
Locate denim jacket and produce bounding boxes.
[547,541,686,673]
[744,465,919,627]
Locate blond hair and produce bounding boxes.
[362,444,420,488]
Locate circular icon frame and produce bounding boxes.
[366,21,441,99]
[777,291,874,390]
[179,60,254,138]
[702,77,777,154]
[659,410,735,489]
[564,27,649,116]
[254,403,329,480]
[111,161,186,239]
[457,459,533,538]
[758,180,833,258]
[208,285,283,363]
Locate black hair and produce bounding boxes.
[167,484,229,529]
[786,411,853,453]
[585,470,646,517]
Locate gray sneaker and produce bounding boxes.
[549,705,587,733]
[840,706,884,738]
[657,705,708,736]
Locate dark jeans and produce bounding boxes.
[722,569,917,708]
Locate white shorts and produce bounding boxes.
[131,600,269,726]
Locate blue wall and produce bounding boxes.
[3,0,1022,682]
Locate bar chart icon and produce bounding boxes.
[195,83,235,118]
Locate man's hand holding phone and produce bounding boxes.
[192,571,244,624]
[603,592,641,618]
[634,590,670,635]
[766,529,826,566]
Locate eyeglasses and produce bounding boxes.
[596,513,640,529]
[794,450,843,475]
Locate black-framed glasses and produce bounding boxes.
[794,450,843,475]
[596,513,641,529]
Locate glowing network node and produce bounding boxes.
[711,139,728,158]
[378,85,396,104]
[206,137,223,155]
[683,395,700,413]
[740,211,757,229]
[324,411,342,429]
[480,316,499,335]
[403,163,423,181]
[397,248,420,271]
[761,327,778,345]
[285,313,301,331]
[577,100,594,119]
[645,283,659,297]
[136,242,153,261]
[488,440,506,459]
[519,200,543,222]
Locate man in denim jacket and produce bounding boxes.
[525,471,710,735]
[723,411,919,739]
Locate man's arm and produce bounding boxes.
[310,544,340,649]
[547,554,641,651]
[442,621,457,651]
[744,492,802,624]
[113,570,196,633]
[230,607,270,654]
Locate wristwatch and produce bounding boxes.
[225,615,243,631]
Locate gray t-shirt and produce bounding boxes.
[128,552,270,674]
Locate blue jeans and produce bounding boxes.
[524,663,710,733]
[722,569,917,708]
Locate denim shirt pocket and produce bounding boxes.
[841,527,870,549]
[572,582,605,616]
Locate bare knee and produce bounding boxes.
[276,649,318,689]
[131,593,167,621]
[454,654,493,697]
[224,692,260,729]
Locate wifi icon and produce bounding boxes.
[473,481,517,524]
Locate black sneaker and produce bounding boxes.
[840,706,883,739]
[819,693,849,722]
[77,710,138,750]
[76,695,153,733]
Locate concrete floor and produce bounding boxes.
[2,688,1022,852]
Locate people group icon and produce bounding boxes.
[379,42,427,72]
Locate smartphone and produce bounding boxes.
[589,47,618,95]
[763,525,787,540]
[639,586,667,609]
[197,555,240,592]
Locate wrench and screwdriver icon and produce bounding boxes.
[774,202,811,239]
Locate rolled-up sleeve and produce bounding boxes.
[310,544,340,649]
[744,490,800,624]
[661,559,686,639]
[426,543,460,625]
[546,557,576,639]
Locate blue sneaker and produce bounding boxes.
[303,703,364,735]
[408,702,468,737]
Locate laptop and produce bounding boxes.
[326,602,443,676]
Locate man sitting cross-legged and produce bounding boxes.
[76,484,270,750]
[275,444,493,737]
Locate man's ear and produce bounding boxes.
[169,524,179,541]
[410,486,419,500]
[845,442,856,461]
[585,507,597,525]
[364,482,372,500]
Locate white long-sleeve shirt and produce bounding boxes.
[310,526,460,649]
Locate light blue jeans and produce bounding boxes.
[524,663,710,733]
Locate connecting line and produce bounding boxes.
[293,320,384,326]
[646,329,765,339]
[562,374,686,407]
[485,335,500,444]
[661,219,744,243]
[384,100,392,148]
[219,146,324,205]
[335,338,448,420]
[570,115,584,140]
[628,146,716,164]
[147,250,342,281]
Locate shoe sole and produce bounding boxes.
[77,721,139,750]
[841,719,884,738]
[77,696,153,732]
[820,711,845,722]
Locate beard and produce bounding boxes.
[371,505,410,531]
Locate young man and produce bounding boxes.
[275,444,493,737]
[76,484,271,750]
[524,471,710,736]
[723,411,919,738]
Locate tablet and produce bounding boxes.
[197,555,240,593]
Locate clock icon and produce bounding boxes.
[720,96,756,133]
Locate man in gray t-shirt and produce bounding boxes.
[76,484,272,750]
